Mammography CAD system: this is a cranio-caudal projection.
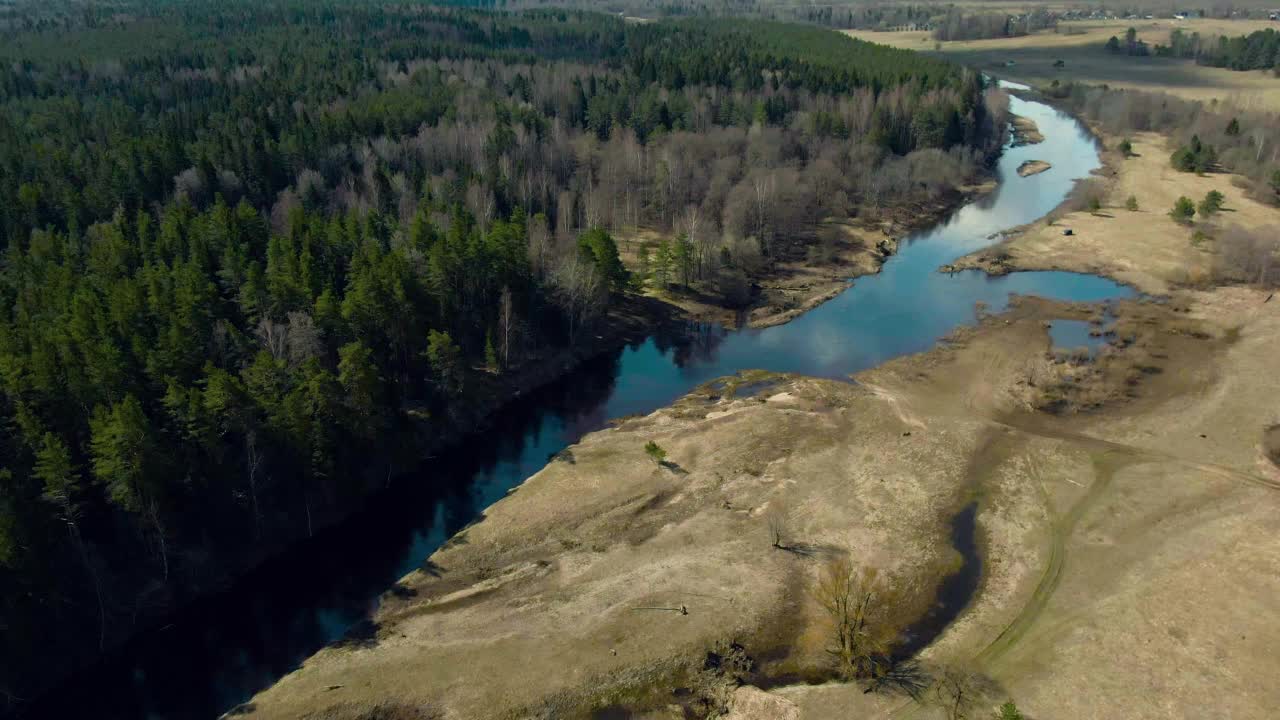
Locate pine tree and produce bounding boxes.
[674,233,695,287]
[577,227,629,292]
[654,239,673,289]
[91,396,158,516]
[426,329,463,396]
[36,432,81,523]
[338,341,381,435]
[1198,189,1225,217]
[1170,196,1196,224]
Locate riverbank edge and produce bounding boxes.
[18,173,1002,714]
[942,90,1147,290]
[647,171,1001,331]
[1010,114,1044,146]
[11,291,690,717]
[16,128,1010,714]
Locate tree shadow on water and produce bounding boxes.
[418,559,445,578]
[388,583,419,598]
[335,618,381,649]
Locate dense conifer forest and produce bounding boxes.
[0,0,1005,706]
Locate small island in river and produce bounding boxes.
[1017,159,1052,177]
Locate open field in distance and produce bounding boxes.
[846,19,1280,112]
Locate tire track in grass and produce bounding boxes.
[976,450,1127,667]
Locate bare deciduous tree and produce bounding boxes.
[527,212,553,280]
[751,171,777,256]
[285,311,323,367]
[553,254,605,345]
[245,430,263,537]
[255,317,289,361]
[812,557,894,681]
[930,666,1001,720]
[1217,224,1280,287]
[766,499,789,549]
[498,285,515,368]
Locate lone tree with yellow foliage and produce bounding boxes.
[812,557,896,681]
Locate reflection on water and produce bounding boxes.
[1050,320,1105,357]
[23,95,1135,720]
[1049,306,1115,359]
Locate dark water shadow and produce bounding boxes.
[893,502,982,660]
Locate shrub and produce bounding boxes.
[998,701,1025,720]
[1125,195,1139,211]
[643,440,667,466]
[1170,135,1216,173]
[1067,178,1106,213]
[1198,189,1225,218]
[1169,196,1196,224]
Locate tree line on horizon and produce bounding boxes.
[0,0,1006,707]
[1104,26,1280,71]
[1155,27,1280,72]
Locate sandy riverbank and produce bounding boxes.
[237,126,1280,720]
[238,278,1280,720]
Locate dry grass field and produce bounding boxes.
[238,132,1280,718]
[779,282,1280,720]
[240,283,1280,720]
[846,19,1280,112]
[953,132,1278,293]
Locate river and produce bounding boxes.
[21,90,1135,720]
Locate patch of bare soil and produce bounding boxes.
[1016,160,1051,177]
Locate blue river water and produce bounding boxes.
[23,92,1134,720]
